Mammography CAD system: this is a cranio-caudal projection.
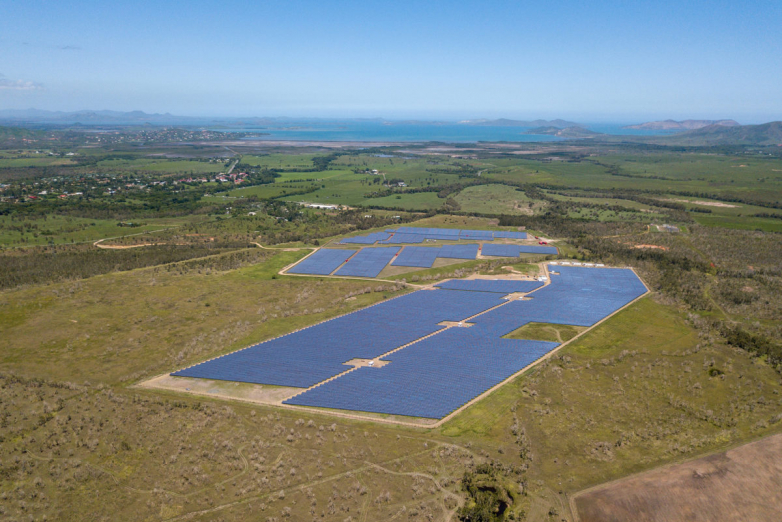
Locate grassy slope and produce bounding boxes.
[442,296,782,503]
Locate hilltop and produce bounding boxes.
[0,109,200,125]
[650,121,782,146]
[624,119,740,130]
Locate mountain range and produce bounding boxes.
[624,119,740,130]
[660,121,782,146]
[0,109,201,125]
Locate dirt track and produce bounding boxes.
[572,432,782,522]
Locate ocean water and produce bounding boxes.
[216,120,677,143]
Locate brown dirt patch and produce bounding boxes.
[663,198,739,208]
[633,244,669,251]
[138,374,301,404]
[573,433,782,522]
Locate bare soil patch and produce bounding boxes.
[663,198,739,208]
[138,374,301,404]
[633,244,669,251]
[343,358,390,368]
[573,432,782,522]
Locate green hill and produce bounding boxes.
[666,121,782,145]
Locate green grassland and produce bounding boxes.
[0,215,207,247]
[454,184,543,215]
[443,296,782,515]
[95,157,226,174]
[483,153,782,206]
[364,191,445,210]
[505,322,586,343]
[0,156,77,168]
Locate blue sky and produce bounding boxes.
[1,0,780,122]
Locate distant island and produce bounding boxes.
[525,126,603,138]
[659,121,782,146]
[459,118,580,128]
[624,119,740,130]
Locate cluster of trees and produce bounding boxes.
[0,243,249,289]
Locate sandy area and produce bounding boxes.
[138,374,302,404]
[572,433,782,522]
[664,198,739,208]
[633,244,669,251]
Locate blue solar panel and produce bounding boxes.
[494,231,528,239]
[460,229,494,241]
[481,244,558,257]
[172,289,505,388]
[436,279,544,294]
[334,247,400,277]
[176,265,646,420]
[284,328,558,418]
[472,266,647,334]
[340,232,392,245]
[393,246,441,268]
[380,233,425,244]
[374,228,528,244]
[438,244,479,259]
[287,249,355,275]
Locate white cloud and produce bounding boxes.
[0,74,44,91]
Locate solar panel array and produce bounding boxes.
[175,265,646,420]
[340,232,392,245]
[438,244,480,259]
[482,244,558,257]
[284,328,558,418]
[435,279,544,294]
[460,229,494,240]
[172,289,505,388]
[472,266,647,336]
[380,233,425,244]
[393,247,442,268]
[393,244,483,268]
[494,231,527,239]
[334,247,400,277]
[287,248,355,275]
[343,227,530,244]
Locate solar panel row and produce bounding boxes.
[287,248,355,275]
[172,289,506,388]
[438,243,480,260]
[472,265,647,335]
[435,279,544,294]
[393,246,442,267]
[380,233,425,244]
[481,244,558,257]
[284,328,558,418]
[334,247,400,277]
[340,232,392,245]
[348,227,529,244]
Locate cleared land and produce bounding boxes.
[573,433,782,522]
